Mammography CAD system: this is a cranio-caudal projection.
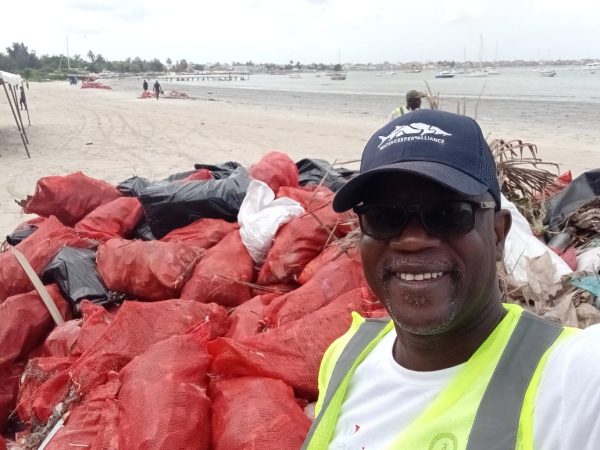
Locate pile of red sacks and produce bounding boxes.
[81,81,112,90]
[0,152,386,449]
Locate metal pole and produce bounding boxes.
[2,81,30,158]
[21,81,31,126]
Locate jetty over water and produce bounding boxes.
[139,71,251,82]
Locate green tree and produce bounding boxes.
[5,42,40,71]
[87,50,95,63]
[166,57,172,66]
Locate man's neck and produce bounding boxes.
[392,300,506,372]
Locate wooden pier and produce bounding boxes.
[138,72,250,82]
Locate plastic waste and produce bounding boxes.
[238,180,304,264]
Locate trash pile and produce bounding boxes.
[164,90,191,99]
[139,90,154,99]
[1,144,600,448]
[80,81,112,90]
[0,152,386,449]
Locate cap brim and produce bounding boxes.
[332,161,489,212]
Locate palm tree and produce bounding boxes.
[87,50,95,63]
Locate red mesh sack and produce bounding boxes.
[0,216,93,301]
[209,288,369,399]
[96,238,203,300]
[277,186,357,236]
[257,207,344,285]
[74,197,143,241]
[248,151,299,194]
[262,257,366,329]
[41,372,120,450]
[118,333,212,450]
[70,299,229,395]
[182,169,214,181]
[210,377,311,450]
[0,284,70,370]
[20,172,121,226]
[0,434,6,450]
[225,293,279,339]
[534,170,573,201]
[0,363,23,433]
[298,244,360,285]
[161,218,238,249]
[32,319,82,358]
[23,369,71,424]
[75,301,114,354]
[180,230,255,307]
[16,356,78,424]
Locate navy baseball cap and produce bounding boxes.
[332,109,501,212]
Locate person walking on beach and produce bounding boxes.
[389,89,425,121]
[143,79,149,92]
[303,109,600,450]
[19,86,27,110]
[153,79,162,100]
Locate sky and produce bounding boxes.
[2,0,599,64]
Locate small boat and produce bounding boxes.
[404,67,422,73]
[464,70,488,77]
[289,73,302,79]
[435,70,455,79]
[538,69,557,77]
[485,67,500,75]
[330,72,347,80]
[386,71,396,75]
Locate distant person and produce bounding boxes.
[143,79,149,92]
[389,89,426,121]
[19,86,27,110]
[153,79,162,100]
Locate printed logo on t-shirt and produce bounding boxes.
[428,432,458,450]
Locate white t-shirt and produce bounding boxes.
[329,324,600,450]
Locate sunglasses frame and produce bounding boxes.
[353,199,496,239]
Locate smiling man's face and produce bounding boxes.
[359,173,506,336]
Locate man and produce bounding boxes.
[19,86,27,110]
[143,79,149,92]
[389,89,425,121]
[153,79,162,100]
[303,110,600,449]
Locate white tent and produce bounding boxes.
[0,70,30,157]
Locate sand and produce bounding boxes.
[0,81,598,237]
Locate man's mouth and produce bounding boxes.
[395,271,444,281]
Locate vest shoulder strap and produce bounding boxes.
[301,318,389,449]
[465,311,563,450]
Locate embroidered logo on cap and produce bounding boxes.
[378,123,452,150]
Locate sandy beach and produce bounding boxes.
[1,80,599,237]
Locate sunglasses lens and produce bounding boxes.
[359,205,407,239]
[422,201,475,236]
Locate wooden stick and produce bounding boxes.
[9,84,29,144]
[2,81,30,157]
[21,81,31,126]
[10,246,65,326]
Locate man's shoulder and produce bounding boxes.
[545,323,600,378]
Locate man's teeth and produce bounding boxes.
[396,272,444,281]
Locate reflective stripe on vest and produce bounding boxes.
[303,309,564,450]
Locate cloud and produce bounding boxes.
[67,0,147,21]
[437,0,487,23]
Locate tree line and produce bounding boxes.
[0,42,202,80]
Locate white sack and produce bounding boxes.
[238,180,304,265]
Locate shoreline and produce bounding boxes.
[1,80,599,237]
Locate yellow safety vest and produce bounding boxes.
[303,304,578,450]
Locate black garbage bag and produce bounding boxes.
[544,169,600,232]
[42,247,109,312]
[163,169,199,182]
[133,218,156,241]
[296,158,348,192]
[5,224,38,246]
[139,165,251,239]
[193,161,241,179]
[118,176,153,197]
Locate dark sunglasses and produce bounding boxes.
[353,200,496,239]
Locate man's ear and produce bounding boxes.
[493,209,512,262]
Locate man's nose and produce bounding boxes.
[388,216,440,252]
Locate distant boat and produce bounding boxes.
[386,71,396,75]
[464,69,488,78]
[289,73,302,79]
[405,67,422,73]
[435,70,455,79]
[538,69,557,77]
[330,72,347,80]
[376,73,382,76]
[485,67,500,75]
